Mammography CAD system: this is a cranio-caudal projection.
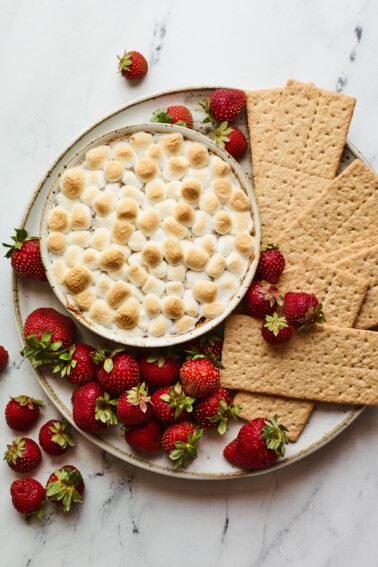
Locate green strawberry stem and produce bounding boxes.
[213,121,233,148]
[50,420,75,449]
[95,393,118,425]
[117,51,132,73]
[46,468,82,512]
[207,398,241,435]
[2,228,37,258]
[169,428,204,469]
[160,382,195,419]
[261,415,288,457]
[297,303,326,332]
[12,395,44,409]
[263,313,289,337]
[184,348,225,370]
[22,331,63,367]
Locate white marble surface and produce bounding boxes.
[1,0,378,565]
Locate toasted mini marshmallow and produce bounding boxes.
[186,142,209,168]
[90,228,111,251]
[166,180,182,200]
[162,237,184,265]
[162,217,188,240]
[51,259,68,284]
[122,171,143,190]
[84,145,110,170]
[117,197,139,222]
[82,248,100,270]
[215,271,238,297]
[143,293,161,318]
[80,185,101,206]
[209,156,231,177]
[145,179,166,203]
[93,191,117,217]
[64,266,93,295]
[183,290,199,317]
[229,189,250,211]
[126,264,148,288]
[68,231,91,248]
[206,254,226,278]
[47,232,67,255]
[137,210,160,236]
[213,211,232,234]
[106,281,132,309]
[231,212,253,235]
[130,132,153,152]
[85,170,106,189]
[166,281,185,298]
[48,207,70,232]
[226,252,244,275]
[184,167,211,188]
[184,247,209,271]
[199,192,221,214]
[95,273,114,299]
[181,179,202,203]
[194,235,217,255]
[141,242,163,268]
[146,143,166,167]
[135,158,159,183]
[142,274,166,297]
[160,133,183,156]
[71,203,91,230]
[202,301,226,319]
[113,142,136,167]
[173,202,195,226]
[154,199,176,220]
[148,314,172,337]
[74,288,96,311]
[111,220,134,245]
[60,167,85,198]
[192,281,218,303]
[191,211,212,236]
[128,230,147,252]
[185,270,211,287]
[217,235,234,257]
[162,296,185,320]
[235,231,255,256]
[118,185,144,205]
[167,264,186,282]
[90,299,114,327]
[163,156,189,181]
[99,248,126,272]
[175,315,196,334]
[212,178,233,203]
[114,297,140,329]
[63,245,83,268]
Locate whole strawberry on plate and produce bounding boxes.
[117,50,148,80]
[46,465,85,512]
[94,347,140,395]
[213,122,248,159]
[5,395,43,432]
[201,88,246,123]
[53,343,97,386]
[284,292,325,330]
[117,383,154,426]
[10,478,45,520]
[180,353,220,398]
[71,382,117,434]
[152,105,193,129]
[244,281,283,319]
[256,244,285,284]
[193,388,240,434]
[0,345,9,372]
[124,418,162,452]
[3,228,47,281]
[138,350,180,391]
[162,422,203,469]
[39,419,75,456]
[261,313,293,345]
[184,333,223,361]
[4,437,42,473]
[151,382,195,424]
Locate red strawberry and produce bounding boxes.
[117,383,154,426]
[39,419,74,456]
[46,465,85,512]
[223,438,246,467]
[117,50,148,80]
[161,422,203,469]
[71,382,117,434]
[3,228,47,281]
[94,348,140,395]
[284,292,325,330]
[180,355,220,397]
[256,244,285,284]
[236,416,288,469]
[4,437,42,473]
[5,396,43,432]
[0,346,9,372]
[213,122,248,159]
[243,281,282,319]
[151,383,195,424]
[196,333,224,360]
[152,105,193,129]
[53,343,97,385]
[261,313,293,345]
[138,350,180,390]
[201,88,246,123]
[10,478,45,519]
[124,418,162,452]
[193,388,240,434]
[22,308,76,367]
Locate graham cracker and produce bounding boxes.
[234,392,313,442]
[220,315,378,405]
[278,159,378,265]
[321,236,378,264]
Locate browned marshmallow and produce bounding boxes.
[173,202,195,226]
[160,133,183,156]
[181,179,202,203]
[106,281,132,309]
[47,232,67,255]
[93,192,117,216]
[104,160,125,182]
[60,168,85,198]
[64,266,93,294]
[74,288,96,311]
[229,189,250,211]
[162,217,188,239]
[235,232,255,256]
[202,301,226,318]
[192,281,218,303]
[213,211,232,234]
[71,204,91,230]
[145,179,166,203]
[212,178,233,203]
[84,146,109,169]
[135,158,159,182]
[48,207,70,232]
[117,198,139,222]
[99,249,125,272]
[162,296,185,319]
[184,248,209,271]
[111,220,134,245]
[115,298,140,329]
[137,210,161,236]
[162,238,184,265]
[186,143,209,168]
[141,242,163,268]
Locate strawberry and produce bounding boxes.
[39,419,75,456]
[5,396,43,432]
[256,244,285,284]
[193,388,240,434]
[201,88,246,123]
[138,350,180,391]
[117,383,154,426]
[261,313,293,345]
[124,418,162,452]
[243,280,282,319]
[4,437,42,473]
[10,478,45,519]
[71,382,117,434]
[117,50,148,80]
[180,355,220,398]
[161,422,203,469]
[151,383,195,424]
[223,438,246,467]
[0,346,9,372]
[53,343,97,385]
[3,228,47,281]
[152,105,193,129]
[46,465,85,512]
[235,416,288,469]
[187,333,224,361]
[213,122,247,159]
[284,292,325,330]
[94,348,140,395]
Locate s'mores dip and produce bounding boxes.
[41,127,259,344]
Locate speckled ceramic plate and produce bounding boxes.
[13,87,365,480]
